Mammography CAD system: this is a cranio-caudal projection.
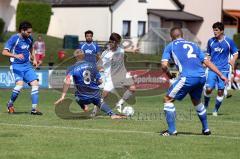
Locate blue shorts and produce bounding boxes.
[75,96,101,109]
[205,70,228,90]
[167,76,206,101]
[10,63,38,84]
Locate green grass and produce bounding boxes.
[0,89,240,159]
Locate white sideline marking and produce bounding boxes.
[0,122,239,140]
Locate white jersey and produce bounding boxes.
[100,47,126,80]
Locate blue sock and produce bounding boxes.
[99,102,115,116]
[31,86,39,110]
[9,85,23,105]
[164,103,176,133]
[214,96,224,112]
[195,103,208,131]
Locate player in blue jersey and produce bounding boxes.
[160,27,228,136]
[78,30,101,66]
[2,21,42,115]
[204,22,238,116]
[54,49,124,119]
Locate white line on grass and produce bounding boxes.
[0,122,239,140]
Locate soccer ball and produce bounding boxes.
[122,106,134,116]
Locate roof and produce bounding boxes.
[224,10,240,19]
[148,9,203,21]
[50,0,119,7]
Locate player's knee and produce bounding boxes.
[205,88,212,95]
[163,96,173,103]
[14,85,23,92]
[129,85,136,92]
[30,80,39,86]
[217,90,224,96]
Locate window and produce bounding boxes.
[138,21,146,37]
[139,0,147,2]
[122,21,131,38]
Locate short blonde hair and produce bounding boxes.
[73,49,84,57]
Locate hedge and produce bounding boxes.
[16,1,51,33]
[233,33,240,49]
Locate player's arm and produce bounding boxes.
[54,75,72,105]
[31,47,38,67]
[229,53,238,71]
[161,43,173,78]
[203,59,228,84]
[2,37,24,59]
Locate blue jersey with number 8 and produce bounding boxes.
[162,38,206,78]
[67,61,101,100]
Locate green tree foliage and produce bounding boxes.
[16,1,51,33]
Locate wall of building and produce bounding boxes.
[223,0,240,10]
[111,0,179,38]
[180,0,222,49]
[0,0,18,32]
[47,7,111,41]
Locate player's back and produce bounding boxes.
[165,39,205,78]
[68,61,101,100]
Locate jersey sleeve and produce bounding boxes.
[4,35,17,52]
[229,39,239,55]
[206,39,212,56]
[78,42,84,50]
[161,43,172,62]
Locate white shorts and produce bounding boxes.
[103,76,134,92]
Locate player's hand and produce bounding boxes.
[14,54,24,60]
[54,97,65,105]
[32,59,38,68]
[220,75,229,85]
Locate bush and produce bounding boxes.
[233,33,240,49]
[16,1,51,33]
[0,18,5,41]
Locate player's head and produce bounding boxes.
[170,27,183,40]
[85,30,93,43]
[74,49,85,61]
[18,21,32,38]
[212,22,224,39]
[109,32,122,50]
[37,34,43,41]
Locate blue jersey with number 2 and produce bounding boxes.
[162,38,206,78]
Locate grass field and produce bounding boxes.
[0,89,239,159]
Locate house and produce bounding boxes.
[47,0,203,52]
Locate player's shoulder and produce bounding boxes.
[208,37,216,43]
[117,47,125,53]
[9,34,19,41]
[224,36,234,43]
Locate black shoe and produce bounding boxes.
[226,94,232,98]
[202,129,211,135]
[160,130,178,136]
[31,109,43,115]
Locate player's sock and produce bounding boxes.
[204,91,211,108]
[163,103,176,133]
[214,96,224,112]
[31,86,39,110]
[195,103,208,131]
[8,85,23,105]
[100,102,115,116]
[120,90,133,103]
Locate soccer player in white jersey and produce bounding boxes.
[204,22,238,116]
[94,33,135,114]
[160,27,228,136]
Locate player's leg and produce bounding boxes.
[7,65,24,113]
[213,72,228,116]
[161,77,188,136]
[204,71,216,108]
[190,77,211,135]
[25,67,42,115]
[94,98,125,119]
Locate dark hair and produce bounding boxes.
[109,32,122,44]
[170,27,183,39]
[212,22,224,31]
[18,21,32,32]
[85,30,93,36]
